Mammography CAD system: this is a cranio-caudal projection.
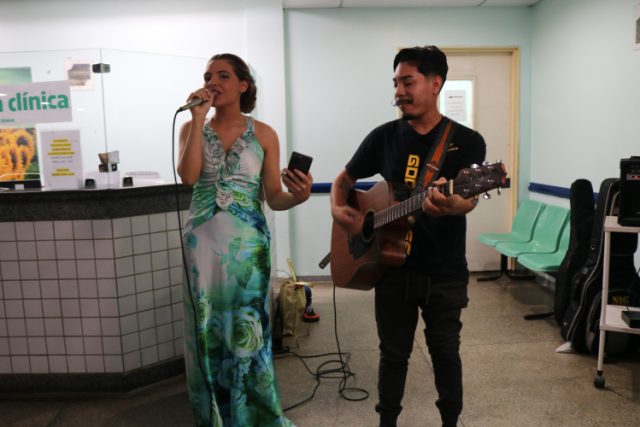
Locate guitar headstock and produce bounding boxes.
[453,162,508,199]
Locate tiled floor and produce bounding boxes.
[1,274,639,426]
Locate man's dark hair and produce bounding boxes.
[393,45,448,89]
[210,53,257,113]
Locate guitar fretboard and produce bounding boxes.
[372,192,423,229]
[370,181,495,229]
[370,162,505,230]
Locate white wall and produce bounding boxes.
[0,0,293,275]
[0,0,245,57]
[285,7,533,275]
[0,0,246,189]
[530,0,640,196]
[530,0,640,267]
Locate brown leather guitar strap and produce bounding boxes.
[412,116,457,196]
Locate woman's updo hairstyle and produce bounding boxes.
[211,53,257,113]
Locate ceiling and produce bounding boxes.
[283,0,539,8]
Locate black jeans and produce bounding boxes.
[374,268,468,427]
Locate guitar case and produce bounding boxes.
[553,179,595,326]
[560,178,640,354]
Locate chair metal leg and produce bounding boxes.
[506,268,535,280]
[524,311,554,320]
[478,254,535,281]
[477,271,504,281]
[478,254,507,281]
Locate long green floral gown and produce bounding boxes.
[182,117,293,427]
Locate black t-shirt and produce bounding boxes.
[345,117,486,280]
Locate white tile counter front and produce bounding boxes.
[0,185,192,393]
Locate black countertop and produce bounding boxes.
[0,184,193,221]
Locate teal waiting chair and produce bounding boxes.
[478,199,546,246]
[495,205,569,259]
[517,221,570,273]
[477,200,546,281]
[514,210,570,321]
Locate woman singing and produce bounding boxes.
[178,53,311,426]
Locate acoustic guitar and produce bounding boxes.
[329,162,507,290]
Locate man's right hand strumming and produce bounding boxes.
[330,169,364,235]
[331,205,364,235]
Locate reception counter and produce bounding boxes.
[0,184,193,393]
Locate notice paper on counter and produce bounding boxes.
[40,129,83,189]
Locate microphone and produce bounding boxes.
[177,97,206,112]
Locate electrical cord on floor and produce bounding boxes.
[275,280,369,411]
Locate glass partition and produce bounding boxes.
[0,48,207,188]
[100,49,206,186]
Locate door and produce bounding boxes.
[441,49,519,272]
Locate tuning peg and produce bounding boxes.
[471,163,479,169]
[482,161,489,166]
[483,192,492,200]
[497,187,502,196]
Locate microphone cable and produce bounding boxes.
[171,110,215,424]
[274,279,369,412]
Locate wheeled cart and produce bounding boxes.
[594,216,640,388]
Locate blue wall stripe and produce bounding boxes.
[528,182,571,198]
[311,181,377,194]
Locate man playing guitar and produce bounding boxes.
[330,45,486,427]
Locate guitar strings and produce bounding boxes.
[372,178,502,228]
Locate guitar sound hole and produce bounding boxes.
[361,210,375,243]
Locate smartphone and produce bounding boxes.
[287,151,313,175]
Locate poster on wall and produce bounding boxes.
[444,90,468,123]
[0,67,39,182]
[40,129,83,189]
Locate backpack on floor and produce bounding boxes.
[279,280,307,336]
